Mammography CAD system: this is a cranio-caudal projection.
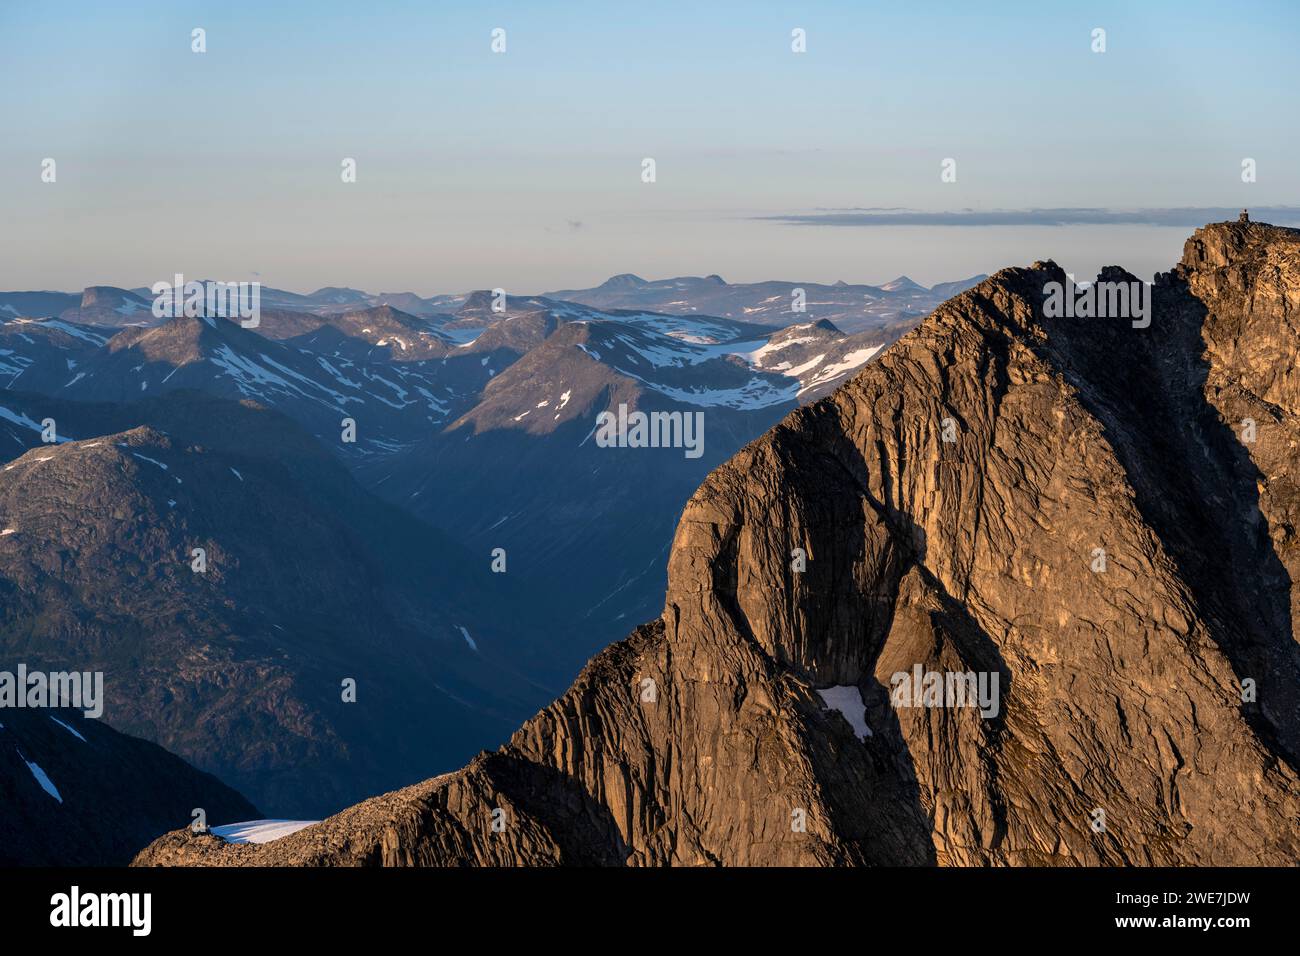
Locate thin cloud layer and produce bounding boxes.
[759,207,1300,227]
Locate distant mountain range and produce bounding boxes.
[1,275,954,677]
[543,272,986,333]
[1,270,986,335]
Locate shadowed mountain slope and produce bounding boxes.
[1,707,258,866]
[0,392,559,818]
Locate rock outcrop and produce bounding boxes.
[134,220,1300,866]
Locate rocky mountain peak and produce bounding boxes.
[598,273,648,289]
[771,319,843,342]
[340,303,423,326]
[105,313,225,361]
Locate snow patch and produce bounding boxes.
[19,752,62,803]
[30,319,108,346]
[456,626,479,652]
[817,685,872,740]
[741,335,817,366]
[131,452,169,470]
[798,346,882,395]
[50,716,87,742]
[210,820,318,844]
[0,404,68,440]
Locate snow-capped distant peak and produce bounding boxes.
[881,276,927,293]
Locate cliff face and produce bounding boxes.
[135,220,1300,866]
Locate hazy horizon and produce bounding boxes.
[3,1,1297,293]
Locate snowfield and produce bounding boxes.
[210,819,319,844]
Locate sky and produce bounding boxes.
[2,0,1298,295]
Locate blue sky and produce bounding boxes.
[2,0,1297,293]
